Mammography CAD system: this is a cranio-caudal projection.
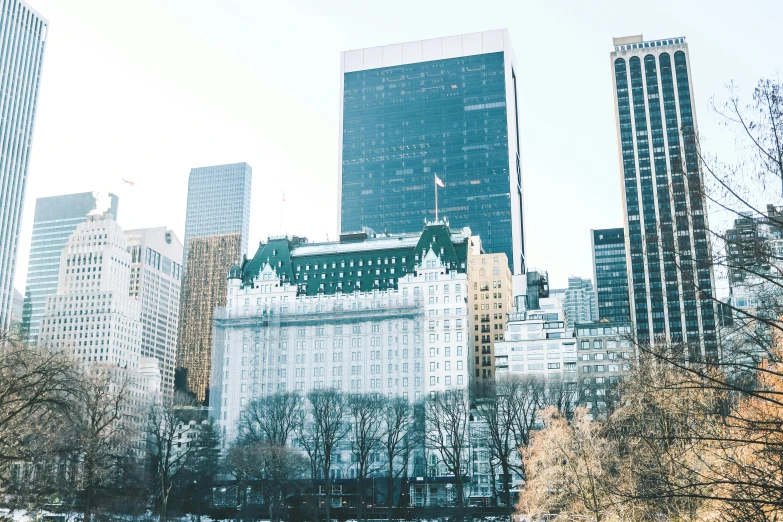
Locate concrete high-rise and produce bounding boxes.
[22,192,118,343]
[177,233,242,403]
[125,227,183,395]
[38,212,160,455]
[550,276,598,325]
[338,30,526,275]
[182,162,251,268]
[0,0,48,329]
[610,35,717,359]
[38,212,142,368]
[592,228,631,323]
[468,253,512,381]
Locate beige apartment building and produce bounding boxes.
[469,253,512,381]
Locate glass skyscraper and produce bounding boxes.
[611,35,717,359]
[22,192,118,343]
[0,0,47,329]
[339,30,525,275]
[591,228,631,324]
[182,162,252,268]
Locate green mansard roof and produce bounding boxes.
[239,222,474,296]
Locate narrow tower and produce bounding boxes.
[610,35,717,359]
[0,0,48,328]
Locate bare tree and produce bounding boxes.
[240,391,304,446]
[181,418,221,521]
[147,392,199,522]
[307,388,349,522]
[348,393,385,522]
[519,407,621,522]
[0,332,81,489]
[474,375,546,508]
[424,388,470,507]
[245,442,309,522]
[542,375,579,419]
[378,397,421,518]
[294,406,323,522]
[223,442,253,512]
[616,75,783,520]
[71,368,136,522]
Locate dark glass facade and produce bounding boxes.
[341,52,521,272]
[612,41,717,359]
[183,162,252,269]
[592,228,630,324]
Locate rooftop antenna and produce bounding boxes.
[280,190,285,235]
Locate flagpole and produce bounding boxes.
[435,178,438,222]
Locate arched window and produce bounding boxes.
[479,268,485,276]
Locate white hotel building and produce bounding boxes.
[209,221,477,443]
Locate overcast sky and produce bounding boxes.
[13,0,783,292]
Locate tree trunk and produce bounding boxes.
[501,461,512,508]
[324,471,331,522]
[356,473,363,522]
[387,470,394,522]
[83,466,94,522]
[83,485,93,522]
[160,486,168,522]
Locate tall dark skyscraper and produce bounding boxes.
[338,30,526,275]
[592,228,631,323]
[0,0,47,329]
[178,162,251,403]
[22,192,118,343]
[182,162,252,268]
[611,35,717,358]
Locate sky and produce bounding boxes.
[13,0,783,292]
